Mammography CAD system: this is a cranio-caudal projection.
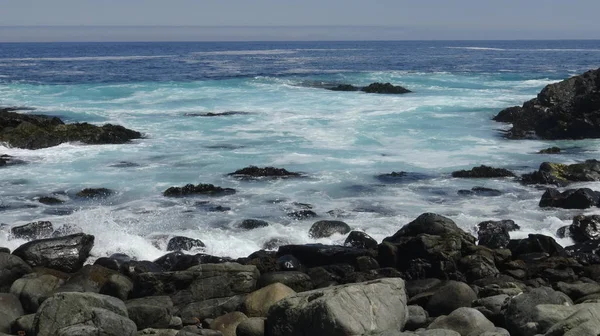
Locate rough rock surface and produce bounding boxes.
[227,166,303,179]
[451,165,516,178]
[12,233,94,273]
[428,307,496,336]
[522,160,600,186]
[0,252,32,292]
[163,184,236,197]
[308,220,351,238]
[243,283,295,317]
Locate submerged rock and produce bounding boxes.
[237,219,269,230]
[0,109,142,149]
[539,188,600,209]
[308,220,351,238]
[37,196,65,205]
[494,68,600,139]
[538,146,561,154]
[344,231,378,249]
[452,165,516,178]
[458,187,502,197]
[184,111,250,117]
[227,166,303,179]
[0,154,25,167]
[361,82,412,94]
[10,221,54,239]
[522,160,600,186]
[76,187,114,199]
[166,236,205,251]
[327,84,360,91]
[12,233,94,273]
[375,171,431,184]
[163,184,236,197]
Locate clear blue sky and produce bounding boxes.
[1,0,599,41]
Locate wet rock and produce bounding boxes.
[276,255,302,271]
[176,295,246,324]
[493,106,522,123]
[344,231,378,249]
[195,201,231,212]
[34,292,136,336]
[38,196,64,205]
[426,281,477,317]
[356,256,380,272]
[308,220,351,238]
[109,161,141,168]
[266,278,409,336]
[286,210,317,219]
[257,271,313,292]
[507,234,565,258]
[126,296,174,329]
[243,283,295,317]
[375,171,430,184]
[493,68,600,139]
[538,146,561,154]
[477,220,520,249]
[52,223,83,237]
[0,247,9,254]
[227,166,303,179]
[361,82,411,94]
[121,260,165,276]
[327,84,360,91]
[457,187,502,197]
[184,111,250,117]
[0,293,24,333]
[503,286,572,336]
[451,165,516,178]
[12,233,94,273]
[100,273,134,301]
[154,252,232,272]
[0,253,32,292]
[384,213,475,244]
[210,311,247,336]
[167,236,206,252]
[132,263,259,306]
[236,317,265,336]
[10,221,54,239]
[94,253,133,271]
[0,154,25,167]
[163,184,236,197]
[76,187,114,199]
[277,244,375,268]
[557,215,600,243]
[10,272,63,313]
[522,160,600,186]
[262,238,288,251]
[0,109,142,149]
[565,240,600,265]
[459,249,499,282]
[237,219,269,230]
[428,307,495,336]
[539,187,600,209]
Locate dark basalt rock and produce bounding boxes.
[276,254,302,271]
[94,253,132,271]
[76,187,113,199]
[109,161,140,168]
[276,244,376,268]
[120,260,164,277]
[163,183,236,197]
[0,252,32,292]
[521,160,600,186]
[361,82,412,94]
[452,165,516,178]
[565,240,600,265]
[0,109,142,149]
[492,106,522,123]
[184,111,251,117]
[195,201,231,212]
[238,219,269,230]
[12,233,94,273]
[494,68,600,139]
[327,84,360,92]
[0,154,25,167]
[557,215,600,243]
[477,220,520,249]
[287,210,318,219]
[375,171,431,184]
[37,196,64,205]
[10,221,54,239]
[539,188,600,209]
[538,146,561,154]
[308,220,351,238]
[344,231,378,250]
[507,234,565,258]
[227,166,303,179]
[154,251,232,271]
[167,236,206,251]
[384,213,476,245]
[458,187,502,197]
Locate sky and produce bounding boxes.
[0,0,599,42]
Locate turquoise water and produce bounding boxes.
[1,41,600,260]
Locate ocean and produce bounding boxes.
[1,40,599,261]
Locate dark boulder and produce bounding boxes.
[538,146,561,154]
[94,253,132,272]
[492,106,522,123]
[565,240,600,265]
[12,233,94,273]
[477,220,520,249]
[539,188,600,209]
[0,252,32,292]
[154,252,232,272]
[276,255,302,271]
[167,236,205,251]
[375,171,431,184]
[10,221,54,239]
[227,166,303,179]
[237,219,269,230]
[163,183,236,197]
[0,154,25,167]
[327,84,360,92]
[287,210,318,219]
[277,244,375,268]
[522,160,600,186]
[308,220,351,238]
[344,231,378,249]
[557,215,600,243]
[452,165,516,178]
[126,296,174,330]
[493,68,600,139]
[184,111,250,117]
[384,213,475,244]
[37,196,64,205]
[76,187,113,199]
[120,260,164,276]
[361,82,411,94]
[0,293,24,333]
[426,281,477,317]
[458,187,502,197]
[0,109,142,149]
[507,234,564,258]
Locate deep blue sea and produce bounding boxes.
[1,40,600,260]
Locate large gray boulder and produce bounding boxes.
[545,304,600,336]
[426,281,477,317]
[428,307,495,336]
[12,233,94,273]
[10,272,64,313]
[503,287,573,336]
[0,252,32,292]
[236,317,265,336]
[0,293,24,333]
[34,292,136,336]
[126,296,174,330]
[266,278,409,336]
[176,295,246,324]
[133,263,259,306]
